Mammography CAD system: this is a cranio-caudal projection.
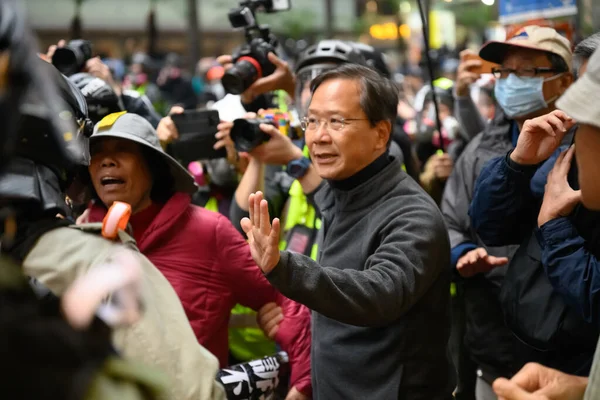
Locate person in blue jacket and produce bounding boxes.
[440,25,575,399]
[470,32,600,329]
[491,41,600,400]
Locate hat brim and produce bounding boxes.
[479,41,556,65]
[91,131,198,195]
[556,74,600,129]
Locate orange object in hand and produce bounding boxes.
[464,53,499,75]
[102,201,132,240]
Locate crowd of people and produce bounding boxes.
[3,1,600,398]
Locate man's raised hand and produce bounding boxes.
[511,110,576,166]
[241,191,281,274]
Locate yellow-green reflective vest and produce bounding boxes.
[433,77,454,90]
[204,197,218,213]
[228,304,276,362]
[279,145,321,260]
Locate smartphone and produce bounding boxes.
[170,109,226,164]
[464,53,499,75]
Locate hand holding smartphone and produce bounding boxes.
[169,109,227,163]
[463,53,499,75]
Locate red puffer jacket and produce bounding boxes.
[88,193,311,395]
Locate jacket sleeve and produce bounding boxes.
[266,206,449,327]
[440,148,477,260]
[454,91,485,141]
[216,215,312,396]
[469,153,539,247]
[537,217,600,327]
[229,198,249,236]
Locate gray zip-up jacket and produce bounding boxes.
[267,156,453,400]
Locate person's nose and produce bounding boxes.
[312,121,332,144]
[100,154,118,168]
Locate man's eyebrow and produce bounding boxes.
[307,109,343,116]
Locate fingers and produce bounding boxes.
[552,145,575,179]
[527,118,557,137]
[267,52,286,68]
[253,192,262,230]
[76,209,90,225]
[459,72,480,83]
[475,247,488,259]
[243,112,258,119]
[216,54,233,66]
[551,110,575,124]
[459,49,478,61]
[545,114,568,134]
[259,199,271,235]
[509,363,545,393]
[248,193,256,225]
[259,123,280,137]
[240,217,253,236]
[258,302,279,316]
[257,303,283,339]
[169,106,185,115]
[213,139,227,150]
[46,45,58,60]
[493,377,537,400]
[561,145,576,170]
[157,116,179,142]
[216,121,234,133]
[460,60,483,72]
[486,256,509,266]
[271,218,281,244]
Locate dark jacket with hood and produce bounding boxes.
[267,154,453,400]
[440,107,523,379]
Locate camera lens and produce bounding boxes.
[230,119,273,152]
[221,59,260,95]
[52,47,80,76]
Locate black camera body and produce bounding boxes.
[222,0,291,95]
[230,118,276,152]
[52,40,93,77]
[222,37,277,95]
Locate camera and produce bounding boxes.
[52,40,93,77]
[230,108,299,152]
[222,0,291,95]
[230,118,275,152]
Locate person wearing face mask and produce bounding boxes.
[440,26,576,400]
[469,29,600,382]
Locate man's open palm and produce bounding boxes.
[241,191,281,274]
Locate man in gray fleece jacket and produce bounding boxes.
[241,64,453,399]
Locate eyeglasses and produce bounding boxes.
[300,116,369,132]
[491,67,562,79]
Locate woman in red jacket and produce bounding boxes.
[82,112,311,399]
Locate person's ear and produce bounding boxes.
[375,120,392,150]
[560,72,574,91]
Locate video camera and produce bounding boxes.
[52,39,93,77]
[222,0,291,95]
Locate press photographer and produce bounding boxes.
[217,0,295,106]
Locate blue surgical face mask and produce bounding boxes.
[495,73,562,118]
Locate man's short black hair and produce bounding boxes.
[574,32,600,72]
[309,63,399,147]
